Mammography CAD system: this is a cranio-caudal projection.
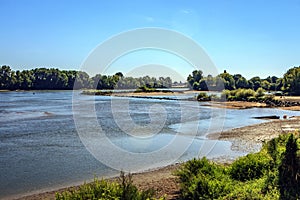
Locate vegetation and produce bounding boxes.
[187,66,300,96]
[221,88,268,101]
[134,85,157,93]
[176,133,300,199]
[0,66,172,90]
[56,172,164,200]
[282,66,300,95]
[2,65,300,96]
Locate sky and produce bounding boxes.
[1,0,300,81]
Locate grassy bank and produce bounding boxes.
[56,172,164,200]
[54,132,299,200]
[197,88,300,108]
[176,132,300,199]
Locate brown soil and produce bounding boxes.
[206,101,268,109]
[274,96,300,102]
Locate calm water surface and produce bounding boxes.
[0,91,299,199]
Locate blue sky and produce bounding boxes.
[1,0,300,81]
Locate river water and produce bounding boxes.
[0,91,299,199]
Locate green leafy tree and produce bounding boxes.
[249,76,262,91]
[0,65,15,89]
[218,71,235,90]
[278,134,300,199]
[282,66,300,95]
[187,70,203,89]
[236,76,249,89]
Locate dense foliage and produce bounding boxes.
[0,66,172,90]
[221,88,269,101]
[282,66,300,95]
[187,66,300,95]
[176,133,300,199]
[56,172,164,200]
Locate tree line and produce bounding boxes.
[0,66,172,90]
[187,66,300,95]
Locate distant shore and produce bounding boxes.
[16,115,300,200]
[99,90,300,111]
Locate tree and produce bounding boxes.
[236,77,249,89]
[249,76,261,91]
[282,66,300,95]
[261,80,271,91]
[187,74,195,89]
[187,70,203,90]
[0,65,15,89]
[278,134,300,199]
[199,79,208,91]
[218,72,235,90]
[192,70,203,83]
[206,74,214,88]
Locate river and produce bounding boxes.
[0,91,298,199]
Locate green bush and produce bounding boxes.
[222,88,258,101]
[56,172,161,200]
[235,88,256,100]
[197,92,210,101]
[220,88,278,102]
[229,152,272,181]
[209,94,220,101]
[255,87,265,98]
[176,157,232,199]
[135,86,156,93]
[221,89,231,99]
[176,133,300,200]
[81,90,112,96]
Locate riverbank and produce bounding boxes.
[16,164,182,200]
[16,116,300,200]
[86,90,300,111]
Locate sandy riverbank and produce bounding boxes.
[111,91,300,111]
[16,116,300,200]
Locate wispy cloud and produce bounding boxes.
[145,16,154,22]
[180,9,191,14]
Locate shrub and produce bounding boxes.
[222,88,258,101]
[221,89,231,99]
[255,87,265,98]
[176,133,300,199]
[135,85,156,93]
[197,92,211,101]
[81,90,112,96]
[176,157,232,199]
[209,94,220,101]
[56,172,160,200]
[229,152,272,181]
[235,88,256,100]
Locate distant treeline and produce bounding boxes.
[0,66,172,90]
[187,66,300,95]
